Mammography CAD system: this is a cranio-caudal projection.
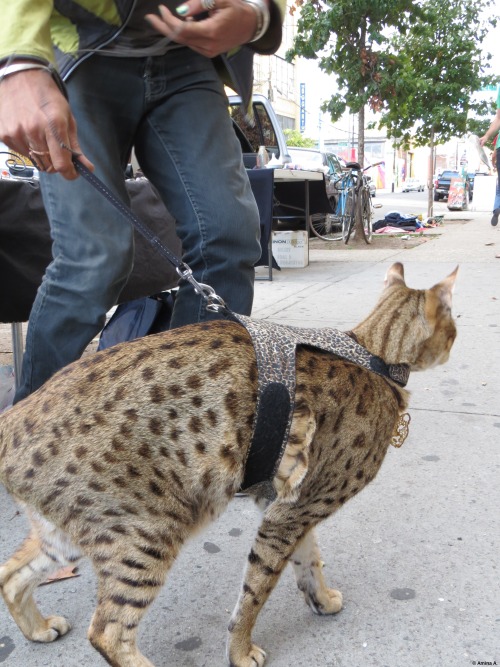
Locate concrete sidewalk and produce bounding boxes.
[0,212,499,666]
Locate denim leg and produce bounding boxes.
[15,51,260,400]
[494,147,500,210]
[14,58,146,401]
[134,51,261,327]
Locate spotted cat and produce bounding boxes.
[0,263,458,667]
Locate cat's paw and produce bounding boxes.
[31,615,71,642]
[229,644,266,667]
[306,587,343,615]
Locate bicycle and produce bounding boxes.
[309,161,382,244]
[308,168,354,242]
[342,161,384,245]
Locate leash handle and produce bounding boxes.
[71,157,227,313]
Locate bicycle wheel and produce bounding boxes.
[359,186,373,244]
[309,211,343,241]
[342,189,356,244]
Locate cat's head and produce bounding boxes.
[354,263,458,369]
[382,262,458,370]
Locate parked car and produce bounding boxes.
[402,177,425,192]
[286,147,344,201]
[434,170,471,202]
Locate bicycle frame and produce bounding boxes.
[308,161,383,243]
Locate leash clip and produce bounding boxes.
[176,264,227,312]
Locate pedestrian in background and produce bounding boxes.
[480,85,500,226]
[0,0,285,402]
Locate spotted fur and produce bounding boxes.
[0,263,457,667]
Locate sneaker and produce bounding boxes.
[492,208,500,226]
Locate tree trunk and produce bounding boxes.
[358,105,365,168]
[427,127,435,219]
[352,105,366,243]
[358,19,366,169]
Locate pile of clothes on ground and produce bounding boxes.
[373,211,443,234]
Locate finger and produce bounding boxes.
[146,10,215,56]
[46,117,94,180]
[175,0,220,16]
[146,8,186,42]
[27,148,54,173]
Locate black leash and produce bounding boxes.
[72,156,228,314]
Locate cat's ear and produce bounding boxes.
[275,403,315,503]
[384,262,406,288]
[431,265,459,309]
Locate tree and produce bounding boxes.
[289,0,499,216]
[376,0,499,213]
[287,0,420,168]
[284,128,317,147]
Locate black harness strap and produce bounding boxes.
[231,315,409,492]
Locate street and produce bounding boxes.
[373,188,459,218]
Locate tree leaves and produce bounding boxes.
[289,0,500,152]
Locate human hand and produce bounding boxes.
[0,67,94,180]
[146,0,261,58]
[479,135,488,147]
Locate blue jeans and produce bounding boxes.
[495,147,500,210]
[14,50,260,401]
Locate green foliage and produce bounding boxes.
[288,0,500,149]
[283,129,317,147]
[288,0,421,118]
[376,0,500,147]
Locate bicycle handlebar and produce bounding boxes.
[363,161,384,172]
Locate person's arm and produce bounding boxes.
[480,109,500,147]
[0,1,93,179]
[0,0,55,67]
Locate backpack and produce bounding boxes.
[97,291,176,351]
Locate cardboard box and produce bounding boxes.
[272,230,309,268]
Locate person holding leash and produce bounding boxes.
[0,0,285,402]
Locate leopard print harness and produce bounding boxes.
[230,314,410,495]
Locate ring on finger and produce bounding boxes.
[28,147,53,172]
[201,0,216,10]
[29,147,51,157]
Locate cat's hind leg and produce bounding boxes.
[0,509,79,642]
[291,528,343,615]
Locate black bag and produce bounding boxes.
[0,177,182,323]
[97,291,176,351]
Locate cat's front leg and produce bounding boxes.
[291,528,343,615]
[226,503,310,667]
[0,512,77,642]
